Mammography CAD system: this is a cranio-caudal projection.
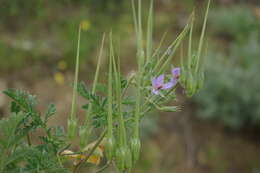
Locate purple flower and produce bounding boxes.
[151,75,174,95]
[172,67,180,80]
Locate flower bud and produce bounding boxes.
[130,137,141,163]
[105,137,115,160]
[67,118,77,139]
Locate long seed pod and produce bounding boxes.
[130,0,144,164]
[146,0,153,60]
[79,34,105,149]
[110,33,130,170]
[106,32,115,160]
[181,0,211,97]
[67,25,81,139]
[196,0,211,73]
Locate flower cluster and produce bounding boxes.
[151,67,180,95]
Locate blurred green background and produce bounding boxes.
[1,0,260,172]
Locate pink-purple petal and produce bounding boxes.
[162,82,174,89]
[156,74,165,85]
[170,78,177,86]
[151,77,158,87]
[152,89,159,95]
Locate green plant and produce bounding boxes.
[0,89,68,172]
[0,0,210,172]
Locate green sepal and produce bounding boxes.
[125,146,133,170]
[67,118,77,140]
[105,136,115,160]
[115,147,127,171]
[130,137,141,163]
[79,125,91,149]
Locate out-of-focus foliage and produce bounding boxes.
[194,6,260,129]
[0,0,128,72]
[0,0,125,19]
[210,6,259,42]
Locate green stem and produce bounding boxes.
[26,133,31,146]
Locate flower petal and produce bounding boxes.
[152,75,165,88]
[151,77,157,87]
[156,74,165,85]
[152,88,159,95]
[162,82,174,89]
[170,78,177,87]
